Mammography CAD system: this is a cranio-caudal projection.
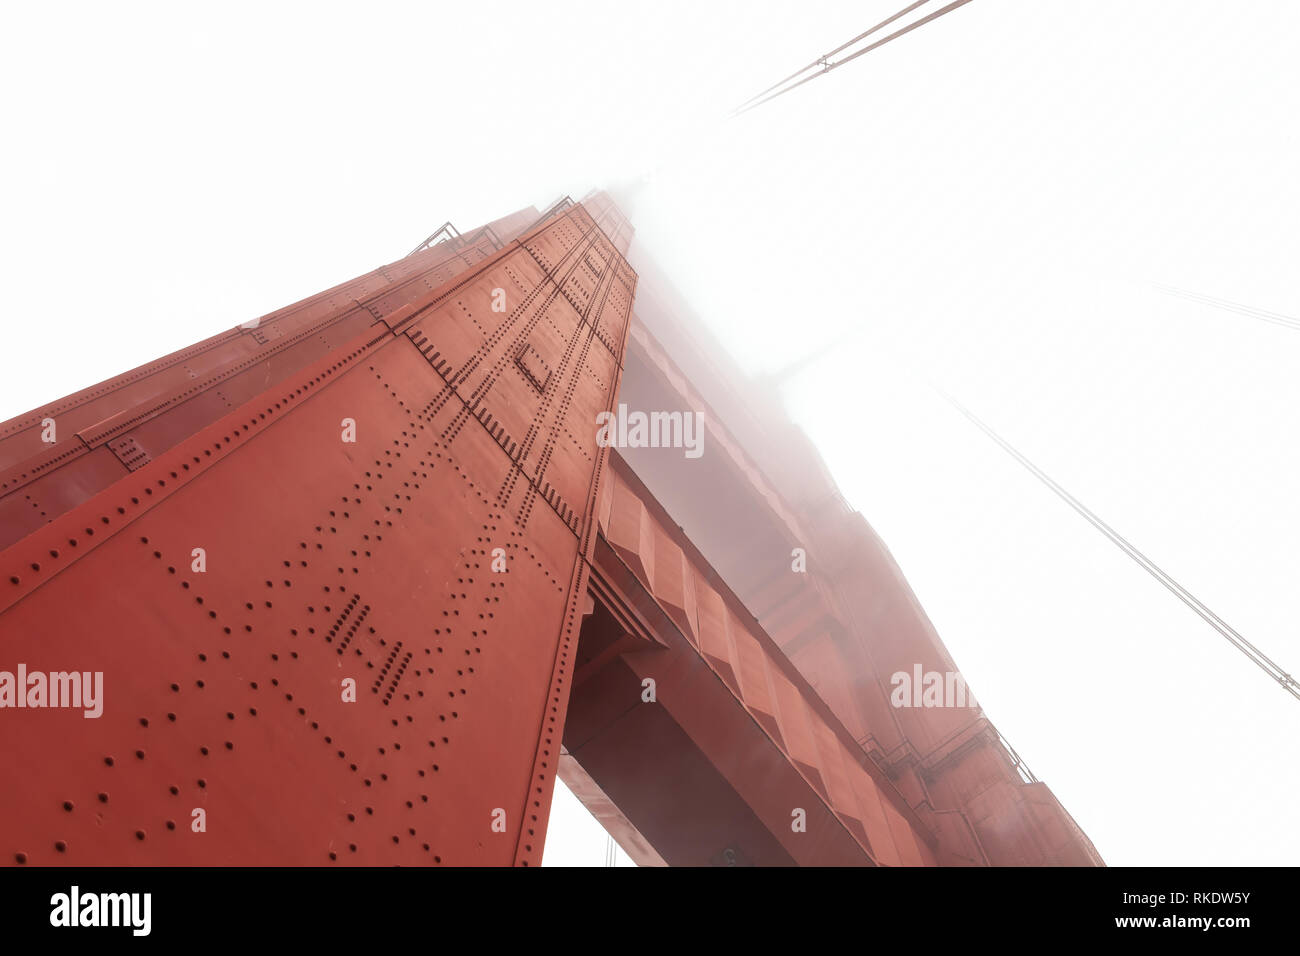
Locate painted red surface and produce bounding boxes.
[0,193,1099,866]
[0,202,630,865]
[598,189,1101,865]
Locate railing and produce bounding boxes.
[406,221,461,258]
[457,224,503,252]
[861,714,1039,788]
[992,723,1039,784]
[528,195,574,231]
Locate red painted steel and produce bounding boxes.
[0,207,539,553]
[607,209,1101,865]
[0,201,632,866]
[569,453,936,865]
[0,190,1099,866]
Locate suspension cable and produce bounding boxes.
[940,389,1300,702]
[733,0,976,116]
[1154,283,1300,333]
[733,0,932,113]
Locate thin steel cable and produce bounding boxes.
[939,389,1300,701]
[1154,283,1300,333]
[733,0,932,112]
[734,0,976,116]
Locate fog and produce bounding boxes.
[1,1,1296,865]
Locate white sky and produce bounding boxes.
[1,1,1297,866]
